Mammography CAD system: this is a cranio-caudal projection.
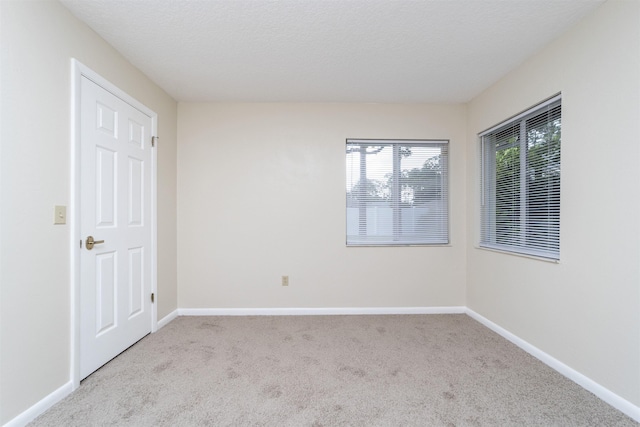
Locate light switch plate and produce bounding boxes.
[54,205,67,224]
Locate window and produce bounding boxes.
[346,139,449,246]
[480,95,561,260]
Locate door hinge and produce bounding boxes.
[151,293,155,303]
[151,136,158,147]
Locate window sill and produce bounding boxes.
[475,245,559,264]
[347,243,452,248]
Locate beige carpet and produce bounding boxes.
[30,314,636,426]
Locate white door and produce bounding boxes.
[80,76,153,379]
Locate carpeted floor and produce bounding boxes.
[30,314,637,426]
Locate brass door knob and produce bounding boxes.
[85,236,105,250]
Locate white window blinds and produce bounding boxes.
[480,95,561,259]
[346,139,449,246]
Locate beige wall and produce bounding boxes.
[465,0,640,406]
[0,0,178,423]
[177,103,467,309]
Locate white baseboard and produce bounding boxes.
[178,306,466,316]
[465,308,640,423]
[3,381,73,427]
[157,309,179,329]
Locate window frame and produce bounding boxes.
[478,94,561,260]
[346,138,450,247]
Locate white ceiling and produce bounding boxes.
[60,0,604,103]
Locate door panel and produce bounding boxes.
[128,119,144,148]
[80,76,152,379]
[96,147,117,227]
[96,252,117,335]
[128,247,144,317]
[128,157,144,226]
[96,101,118,136]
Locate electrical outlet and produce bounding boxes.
[282,275,289,286]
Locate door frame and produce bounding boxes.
[70,59,158,389]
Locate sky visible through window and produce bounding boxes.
[346,145,441,191]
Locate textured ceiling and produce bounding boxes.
[60,0,604,103]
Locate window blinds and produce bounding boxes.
[480,96,561,259]
[346,139,449,246]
